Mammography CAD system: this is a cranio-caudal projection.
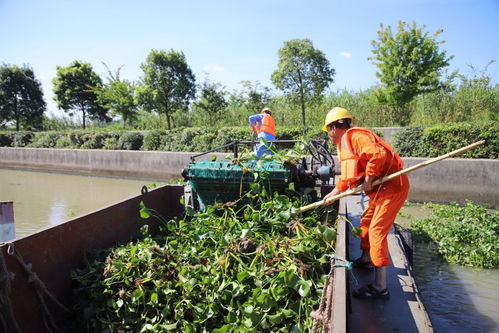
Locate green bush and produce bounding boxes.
[118,132,143,150]
[54,136,74,148]
[28,132,63,148]
[143,130,168,151]
[393,122,498,159]
[103,136,120,150]
[3,121,497,159]
[159,128,185,151]
[392,127,425,157]
[0,132,12,147]
[190,131,217,152]
[212,127,252,149]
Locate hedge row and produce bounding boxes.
[0,122,497,159]
[392,121,498,159]
[0,127,321,152]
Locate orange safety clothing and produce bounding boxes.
[336,128,404,194]
[258,113,276,137]
[335,127,410,267]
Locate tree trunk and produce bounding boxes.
[164,101,171,130]
[298,72,306,136]
[82,104,86,129]
[14,98,19,131]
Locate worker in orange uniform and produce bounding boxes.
[322,107,410,298]
[248,107,276,158]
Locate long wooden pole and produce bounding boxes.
[292,140,485,215]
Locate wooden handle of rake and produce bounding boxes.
[291,140,485,215]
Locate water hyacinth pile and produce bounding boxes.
[411,201,499,269]
[72,182,338,332]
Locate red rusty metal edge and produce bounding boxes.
[0,184,184,333]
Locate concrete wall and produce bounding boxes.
[374,127,400,144]
[0,147,227,180]
[1,147,497,208]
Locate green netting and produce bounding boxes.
[187,160,292,208]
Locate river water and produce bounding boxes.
[399,205,499,332]
[1,168,498,331]
[0,168,155,239]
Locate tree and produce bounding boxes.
[240,80,273,113]
[0,64,46,131]
[370,21,453,125]
[95,64,139,128]
[52,60,110,129]
[193,80,228,124]
[138,49,196,129]
[271,38,335,131]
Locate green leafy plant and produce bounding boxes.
[73,170,338,332]
[411,201,499,268]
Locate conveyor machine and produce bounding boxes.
[181,139,337,210]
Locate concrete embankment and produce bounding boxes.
[1,147,497,208]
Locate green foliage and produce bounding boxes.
[193,80,228,124]
[0,64,46,131]
[28,132,63,148]
[370,21,453,125]
[52,61,110,129]
[79,133,108,149]
[410,62,499,125]
[118,131,144,150]
[239,80,273,114]
[3,122,497,159]
[393,122,498,159]
[271,38,335,130]
[0,131,34,147]
[411,201,499,268]
[138,49,196,129]
[0,132,11,146]
[42,114,81,131]
[142,130,168,151]
[391,126,426,157]
[72,177,338,332]
[211,127,252,149]
[95,64,139,128]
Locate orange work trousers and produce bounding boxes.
[359,175,410,267]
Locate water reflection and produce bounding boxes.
[413,241,498,332]
[0,168,158,239]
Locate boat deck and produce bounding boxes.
[340,194,433,332]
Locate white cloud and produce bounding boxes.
[202,64,226,73]
[339,52,352,58]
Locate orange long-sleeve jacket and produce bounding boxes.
[335,128,406,196]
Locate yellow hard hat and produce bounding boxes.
[322,107,352,132]
[261,107,272,115]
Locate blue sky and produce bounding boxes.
[1,0,498,117]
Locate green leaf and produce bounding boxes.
[211,155,217,161]
[297,280,312,297]
[184,324,196,333]
[322,227,337,242]
[279,209,291,219]
[186,207,196,217]
[150,292,158,304]
[162,323,178,331]
[352,227,362,237]
[268,312,284,325]
[213,325,230,333]
[224,311,237,323]
[244,304,254,314]
[139,200,152,219]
